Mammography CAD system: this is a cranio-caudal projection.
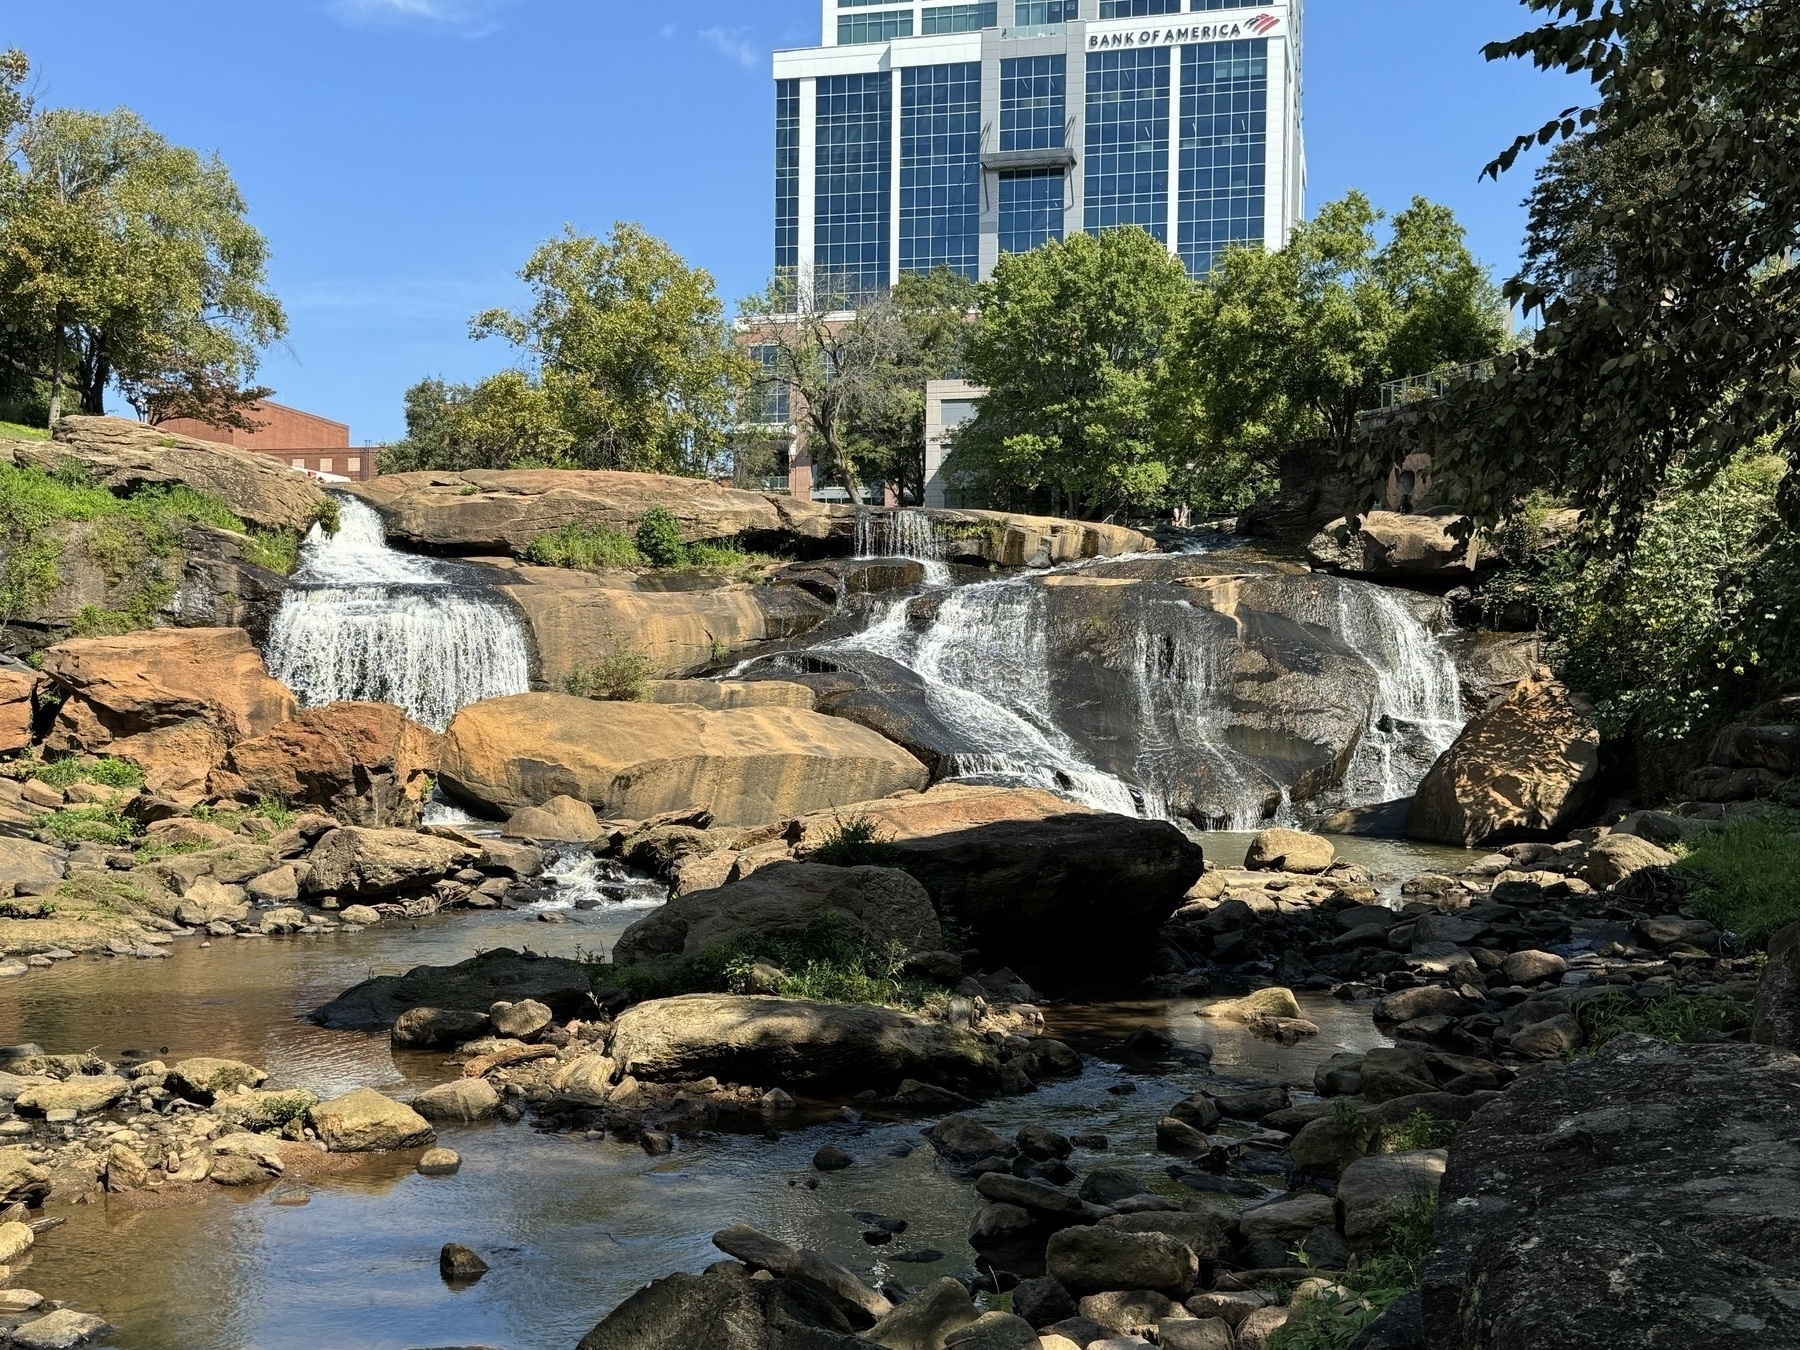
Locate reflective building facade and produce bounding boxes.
[775,0,1303,287]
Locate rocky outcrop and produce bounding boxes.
[307,1087,435,1152]
[606,993,1000,1095]
[1754,921,1800,1051]
[309,948,597,1030]
[1307,511,1478,581]
[929,510,1156,566]
[1407,669,1600,846]
[213,702,442,827]
[613,864,942,966]
[353,469,791,553]
[0,667,34,754]
[302,827,476,899]
[498,567,832,684]
[439,694,929,827]
[1682,708,1800,804]
[1423,1035,1800,1348]
[29,415,327,531]
[641,680,817,710]
[39,628,298,802]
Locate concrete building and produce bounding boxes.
[773,0,1304,291]
[159,401,374,481]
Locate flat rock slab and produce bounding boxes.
[1423,1034,1800,1347]
[309,948,595,1031]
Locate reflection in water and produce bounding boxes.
[1199,831,1480,904]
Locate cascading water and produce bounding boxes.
[854,508,950,585]
[265,495,532,732]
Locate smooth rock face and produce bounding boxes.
[1045,1226,1200,1299]
[863,1276,979,1349]
[0,668,35,755]
[607,994,999,1095]
[411,1078,500,1123]
[643,680,817,711]
[1423,1035,1800,1348]
[1408,669,1601,846]
[440,694,929,827]
[503,795,602,843]
[0,838,67,898]
[574,1265,784,1350]
[217,702,442,828]
[1579,832,1676,889]
[488,998,553,1039]
[39,628,298,802]
[391,1007,491,1050]
[613,863,943,966]
[1244,829,1334,875]
[7,1307,112,1350]
[1338,1150,1447,1241]
[307,1087,435,1152]
[39,414,327,530]
[303,826,475,898]
[166,1058,268,1102]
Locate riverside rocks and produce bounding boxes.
[1407,669,1601,846]
[607,994,1000,1096]
[612,864,942,966]
[212,702,442,828]
[1423,1035,1800,1348]
[307,1087,434,1152]
[310,949,595,1030]
[1306,512,1478,580]
[302,826,477,899]
[440,694,929,827]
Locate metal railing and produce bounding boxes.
[1377,360,1496,410]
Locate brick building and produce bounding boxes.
[159,401,375,480]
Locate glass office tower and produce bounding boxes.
[773,0,1303,288]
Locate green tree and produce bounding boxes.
[949,228,1192,518]
[0,84,286,426]
[378,373,572,474]
[471,223,749,476]
[1175,192,1504,492]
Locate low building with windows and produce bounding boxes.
[773,0,1304,291]
[158,400,375,481]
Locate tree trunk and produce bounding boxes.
[47,325,64,426]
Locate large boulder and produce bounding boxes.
[929,509,1155,567]
[0,668,36,754]
[307,1087,435,1152]
[1045,1227,1200,1300]
[789,785,1205,974]
[1753,921,1800,1052]
[302,826,476,899]
[1408,669,1600,846]
[440,694,929,827]
[613,863,942,966]
[500,568,832,685]
[38,628,298,802]
[0,838,66,897]
[1580,833,1676,890]
[1243,828,1334,874]
[309,948,596,1030]
[214,702,443,828]
[606,993,1000,1095]
[1307,512,1478,579]
[36,414,328,531]
[1422,1035,1800,1348]
[1338,1149,1447,1241]
[575,1262,866,1350]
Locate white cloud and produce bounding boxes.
[327,0,519,38]
[699,26,760,69]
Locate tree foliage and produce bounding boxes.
[949,228,1192,518]
[1419,0,1800,542]
[1180,192,1505,478]
[0,56,285,427]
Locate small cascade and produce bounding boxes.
[265,495,532,732]
[1332,586,1467,806]
[854,508,950,585]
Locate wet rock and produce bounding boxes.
[1407,669,1600,847]
[608,994,998,1096]
[812,1146,855,1173]
[974,1173,1102,1229]
[307,1087,435,1152]
[413,1079,501,1123]
[1338,1150,1446,1241]
[166,1057,268,1103]
[440,1242,489,1282]
[1045,1226,1199,1299]
[1208,987,1302,1025]
[1166,1093,1221,1131]
[1288,1114,1371,1177]
[503,795,601,844]
[1244,829,1334,875]
[1076,1167,1152,1207]
[863,1276,980,1349]
[8,1308,113,1350]
[0,1220,33,1264]
[968,1201,1035,1248]
[209,1153,274,1186]
[418,1147,462,1176]
[310,948,596,1031]
[303,826,475,899]
[1212,1087,1289,1120]
[710,1224,893,1326]
[1423,1035,1800,1348]
[1156,1116,1212,1156]
[574,1264,771,1350]
[392,1007,492,1050]
[0,1289,43,1312]
[1015,1124,1073,1161]
[488,998,554,1039]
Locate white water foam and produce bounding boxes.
[854,508,950,586]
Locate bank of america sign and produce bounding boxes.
[1087,11,1284,50]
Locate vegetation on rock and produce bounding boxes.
[1677,809,1800,942]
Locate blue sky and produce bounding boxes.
[7,1,1582,443]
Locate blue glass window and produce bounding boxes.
[1085,47,1171,240]
[816,72,893,296]
[1099,0,1181,16]
[1000,55,1066,152]
[999,171,1066,255]
[839,0,898,6]
[1178,39,1267,277]
[1191,0,1250,8]
[922,3,998,33]
[1014,0,1077,22]
[900,63,982,280]
[775,80,800,277]
[838,9,913,43]
[748,345,790,424]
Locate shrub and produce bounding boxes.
[1677,810,1800,941]
[525,523,644,571]
[807,815,900,868]
[40,807,138,847]
[1271,1194,1439,1350]
[635,507,689,568]
[1377,1109,1460,1153]
[1575,986,1752,1052]
[565,646,653,702]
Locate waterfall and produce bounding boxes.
[855,508,950,585]
[265,495,532,731]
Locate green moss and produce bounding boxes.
[1676,810,1800,941]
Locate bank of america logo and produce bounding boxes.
[1247,13,1279,33]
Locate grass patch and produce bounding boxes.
[593,916,951,1012]
[526,522,645,571]
[524,516,771,581]
[243,529,303,575]
[1574,986,1752,1053]
[1377,1109,1461,1154]
[1271,1194,1439,1350]
[805,815,902,869]
[38,807,138,847]
[29,757,144,791]
[190,798,296,832]
[0,420,50,441]
[1676,809,1800,941]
